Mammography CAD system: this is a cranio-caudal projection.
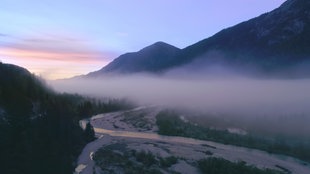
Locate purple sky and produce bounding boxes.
[0,0,286,79]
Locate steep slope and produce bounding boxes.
[0,63,133,174]
[0,62,87,174]
[86,0,310,77]
[170,0,310,75]
[87,41,180,76]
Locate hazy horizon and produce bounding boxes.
[0,0,286,79]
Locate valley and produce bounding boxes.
[2,0,310,173]
[75,107,310,174]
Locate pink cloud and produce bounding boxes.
[0,33,118,79]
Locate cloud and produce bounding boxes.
[0,34,117,79]
[13,35,113,56]
[51,75,310,115]
[50,74,310,137]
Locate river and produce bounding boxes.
[75,109,310,174]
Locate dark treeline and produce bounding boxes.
[0,63,134,174]
[156,110,310,163]
[198,158,284,174]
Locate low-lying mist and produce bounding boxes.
[49,73,310,137]
[50,75,310,114]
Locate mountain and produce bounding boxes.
[0,62,87,174]
[174,0,310,75]
[86,0,310,77]
[87,41,180,77]
[0,62,132,174]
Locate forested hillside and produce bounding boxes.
[0,62,133,174]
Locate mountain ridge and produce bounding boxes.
[84,0,310,78]
[169,0,310,74]
[87,41,180,77]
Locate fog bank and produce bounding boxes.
[49,75,310,116]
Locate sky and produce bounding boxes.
[0,0,286,79]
